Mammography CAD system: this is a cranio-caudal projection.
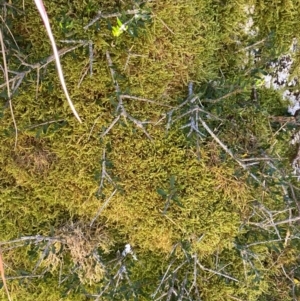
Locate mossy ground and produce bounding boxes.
[1,0,300,300]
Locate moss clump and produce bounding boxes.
[1,0,300,300]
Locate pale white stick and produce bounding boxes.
[34,0,82,123]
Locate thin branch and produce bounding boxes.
[33,240,52,273]
[90,188,118,227]
[0,235,63,247]
[152,259,176,299]
[84,9,142,30]
[96,148,116,195]
[188,253,201,299]
[202,89,243,103]
[196,261,239,282]
[77,62,90,87]
[153,14,175,34]
[25,119,65,130]
[227,295,246,301]
[105,51,153,140]
[5,274,42,280]
[0,29,18,150]
[198,116,260,183]
[60,39,93,84]
[236,38,266,53]
[2,43,88,91]
[100,115,121,138]
[240,157,280,162]
[121,94,173,108]
[248,201,300,230]
[281,265,296,301]
[268,216,300,227]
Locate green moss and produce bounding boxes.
[1,0,300,300]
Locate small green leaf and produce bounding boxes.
[112,26,122,37]
[157,188,167,198]
[170,175,175,188]
[117,17,123,27]
[173,198,184,208]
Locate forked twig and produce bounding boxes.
[4,43,87,95]
[104,51,153,140]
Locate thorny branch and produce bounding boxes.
[166,83,261,182]
[84,244,138,300]
[84,9,146,30]
[152,241,238,301]
[103,51,154,140]
[247,201,300,230]
[0,42,89,94]
[60,39,94,84]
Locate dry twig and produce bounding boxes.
[0,29,18,150]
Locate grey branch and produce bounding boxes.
[90,188,118,227]
[104,51,153,140]
[84,9,142,30]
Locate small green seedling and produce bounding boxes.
[112,18,128,37]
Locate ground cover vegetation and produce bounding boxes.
[1,0,300,300]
